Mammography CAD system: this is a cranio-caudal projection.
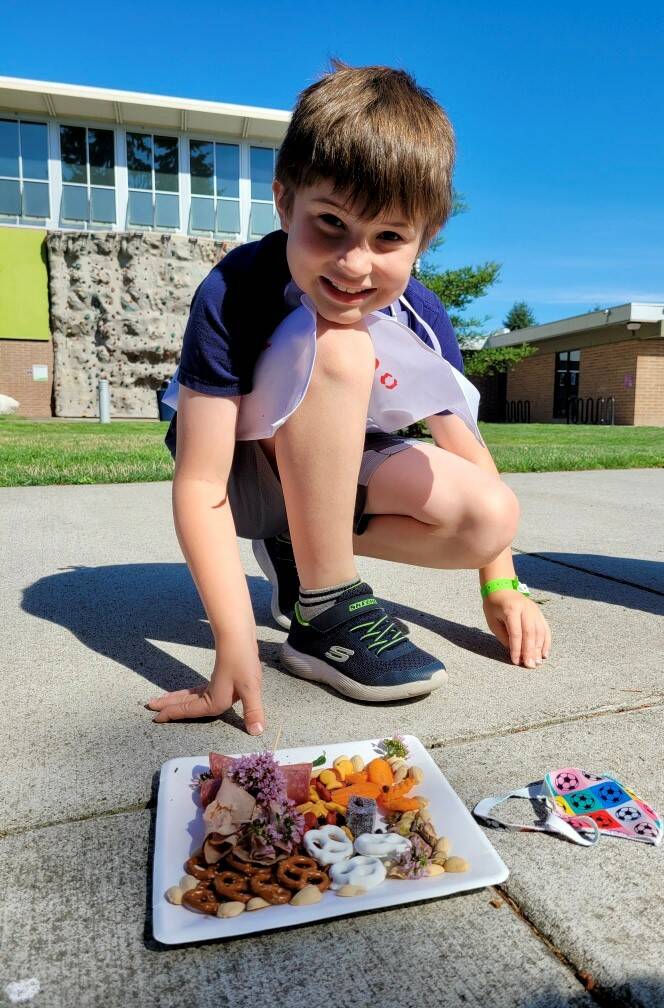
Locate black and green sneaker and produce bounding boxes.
[252,534,300,629]
[280,581,447,701]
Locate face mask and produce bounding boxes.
[473,768,662,847]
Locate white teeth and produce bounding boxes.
[326,278,368,294]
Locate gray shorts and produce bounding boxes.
[228,432,420,539]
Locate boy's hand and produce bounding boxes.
[482,590,552,669]
[146,651,264,735]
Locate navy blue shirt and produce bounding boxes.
[166,229,462,452]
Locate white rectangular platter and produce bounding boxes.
[152,735,509,945]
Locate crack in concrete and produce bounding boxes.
[427,697,664,749]
[512,546,664,598]
[0,800,153,841]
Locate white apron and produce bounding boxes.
[162,289,482,445]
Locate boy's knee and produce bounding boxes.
[471,482,520,564]
[312,324,375,386]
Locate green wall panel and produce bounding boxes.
[0,227,50,340]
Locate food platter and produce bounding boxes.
[152,735,508,945]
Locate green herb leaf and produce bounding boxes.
[312,752,326,767]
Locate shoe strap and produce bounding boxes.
[305,590,383,632]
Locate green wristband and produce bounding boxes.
[480,577,530,599]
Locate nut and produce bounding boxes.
[290,885,323,907]
[444,856,470,873]
[337,884,367,897]
[426,863,445,877]
[166,885,183,905]
[414,796,429,809]
[393,764,408,784]
[217,900,246,917]
[408,765,424,785]
[179,874,198,892]
[246,897,270,911]
[432,853,448,867]
[387,756,407,771]
[434,837,451,857]
[350,754,365,773]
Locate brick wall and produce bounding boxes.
[578,340,638,425]
[634,341,664,426]
[0,340,54,417]
[506,350,555,421]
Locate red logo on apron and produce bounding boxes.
[380,372,398,390]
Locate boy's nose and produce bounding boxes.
[336,244,372,279]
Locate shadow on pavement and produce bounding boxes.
[514,553,664,617]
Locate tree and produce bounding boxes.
[503,301,536,331]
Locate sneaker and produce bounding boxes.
[252,535,299,629]
[280,581,447,701]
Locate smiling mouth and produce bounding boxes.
[321,276,375,297]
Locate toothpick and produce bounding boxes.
[271,727,282,754]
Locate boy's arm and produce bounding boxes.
[425,412,551,668]
[147,386,264,733]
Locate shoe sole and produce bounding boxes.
[280,642,447,702]
[252,539,292,630]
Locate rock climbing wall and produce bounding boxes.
[46,231,233,417]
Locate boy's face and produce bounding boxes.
[273,178,425,326]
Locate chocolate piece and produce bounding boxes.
[347,796,376,838]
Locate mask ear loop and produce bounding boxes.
[473,782,600,847]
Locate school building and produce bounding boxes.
[0,75,289,418]
[484,304,664,426]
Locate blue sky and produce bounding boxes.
[3,0,663,332]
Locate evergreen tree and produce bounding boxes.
[503,300,537,331]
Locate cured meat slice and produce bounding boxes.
[209,753,234,778]
[206,753,312,806]
[200,777,221,807]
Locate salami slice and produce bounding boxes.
[209,753,234,778]
[200,776,221,807]
[206,753,312,806]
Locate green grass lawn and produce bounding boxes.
[0,417,662,487]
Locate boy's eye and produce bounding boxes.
[319,213,344,228]
[318,215,403,243]
[379,231,403,242]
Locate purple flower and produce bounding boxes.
[227,751,288,806]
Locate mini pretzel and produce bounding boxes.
[329,855,386,891]
[276,855,331,892]
[185,850,218,882]
[354,832,412,860]
[182,883,220,916]
[212,869,253,903]
[249,873,292,905]
[304,824,354,865]
[225,851,272,876]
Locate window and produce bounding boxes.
[59,125,116,226]
[553,350,580,418]
[0,118,50,221]
[249,146,279,238]
[127,132,179,230]
[189,140,240,236]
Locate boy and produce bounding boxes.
[148,61,551,733]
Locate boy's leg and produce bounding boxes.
[270,320,375,589]
[352,440,519,569]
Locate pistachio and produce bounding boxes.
[350,754,365,773]
[217,901,246,917]
[246,897,270,911]
[337,884,367,897]
[166,885,183,905]
[426,863,446,877]
[290,885,322,906]
[408,765,424,785]
[444,856,470,873]
[179,874,198,893]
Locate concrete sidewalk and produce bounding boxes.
[1,470,663,1007]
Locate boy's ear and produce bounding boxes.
[272,180,291,232]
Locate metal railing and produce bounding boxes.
[566,396,615,425]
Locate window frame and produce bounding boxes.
[58,121,118,229]
[0,115,50,224]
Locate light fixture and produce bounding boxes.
[626,322,641,332]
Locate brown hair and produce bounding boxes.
[275,59,455,252]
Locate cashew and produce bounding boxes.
[166,885,183,905]
[387,757,407,771]
[444,856,470,873]
[414,796,429,809]
[393,764,408,784]
[246,897,270,911]
[434,836,451,857]
[432,853,448,867]
[290,885,323,907]
[408,765,424,785]
[426,863,446,877]
[179,874,198,893]
[351,755,365,773]
[337,884,367,897]
[217,901,246,917]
